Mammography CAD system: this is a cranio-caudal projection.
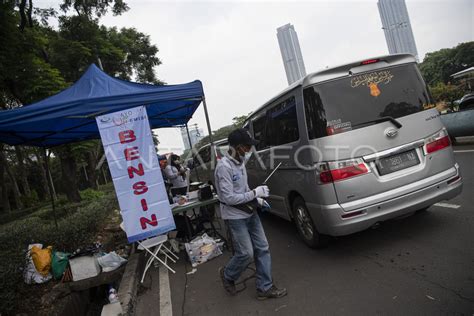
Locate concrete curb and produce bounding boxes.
[118,246,144,315]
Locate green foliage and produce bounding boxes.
[55,195,70,207]
[430,82,464,105]
[106,26,163,84]
[0,202,49,225]
[419,42,474,85]
[0,7,67,105]
[0,191,118,314]
[60,0,129,19]
[232,113,251,128]
[80,188,105,201]
[20,190,39,208]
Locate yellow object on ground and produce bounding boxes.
[31,245,53,276]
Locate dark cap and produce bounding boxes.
[228,128,258,147]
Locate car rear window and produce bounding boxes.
[303,64,432,139]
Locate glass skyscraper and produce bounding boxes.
[378,0,419,62]
[277,23,307,85]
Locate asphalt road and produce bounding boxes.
[168,146,474,315]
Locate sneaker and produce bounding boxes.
[219,267,236,296]
[256,285,287,300]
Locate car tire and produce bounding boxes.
[292,196,329,248]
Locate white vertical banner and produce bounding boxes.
[96,106,175,243]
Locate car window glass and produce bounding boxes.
[252,114,268,151]
[265,96,299,146]
[304,64,429,139]
[195,146,211,166]
[200,146,211,163]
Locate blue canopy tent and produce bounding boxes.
[0,64,213,147]
[0,64,213,226]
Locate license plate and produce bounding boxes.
[375,149,420,175]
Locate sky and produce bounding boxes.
[40,0,474,154]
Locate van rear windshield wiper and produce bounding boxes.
[352,116,402,129]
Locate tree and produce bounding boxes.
[232,113,251,128]
[0,3,68,107]
[0,144,11,212]
[419,42,474,85]
[0,0,164,204]
[429,82,464,106]
[59,0,129,19]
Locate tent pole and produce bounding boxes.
[202,97,213,144]
[45,150,57,200]
[186,123,200,181]
[97,57,104,70]
[43,148,58,229]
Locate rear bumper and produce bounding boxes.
[307,164,463,236]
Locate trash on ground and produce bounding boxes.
[24,244,52,284]
[108,284,119,303]
[51,251,71,280]
[185,233,223,267]
[186,268,198,275]
[97,251,127,272]
[69,255,101,281]
[31,244,53,276]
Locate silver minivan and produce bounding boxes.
[244,54,463,248]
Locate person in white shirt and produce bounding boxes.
[215,128,287,300]
[164,154,188,196]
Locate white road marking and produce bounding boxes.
[433,202,461,209]
[159,266,173,316]
[453,149,474,153]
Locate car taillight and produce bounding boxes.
[318,159,370,184]
[423,128,451,155]
[318,163,333,183]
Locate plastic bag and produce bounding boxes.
[24,244,52,284]
[97,252,127,272]
[51,251,70,280]
[185,233,223,267]
[31,245,53,276]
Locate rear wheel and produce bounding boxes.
[292,196,329,248]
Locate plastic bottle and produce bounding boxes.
[108,286,119,303]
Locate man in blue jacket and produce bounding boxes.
[214,128,287,300]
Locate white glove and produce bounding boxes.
[254,185,269,198]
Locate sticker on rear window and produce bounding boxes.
[351,70,394,97]
[327,119,352,135]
